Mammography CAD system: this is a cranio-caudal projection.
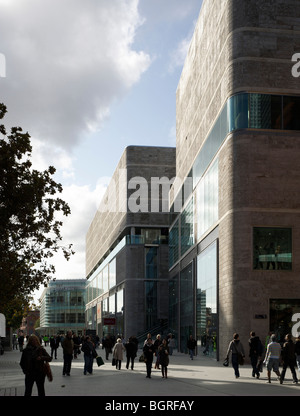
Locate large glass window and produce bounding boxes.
[116,289,124,335]
[109,259,116,289]
[197,240,218,358]
[228,93,249,131]
[145,281,157,329]
[102,266,109,293]
[270,299,300,343]
[169,275,179,341]
[253,227,292,270]
[196,159,218,240]
[283,96,300,130]
[180,198,194,256]
[249,94,282,129]
[169,219,179,268]
[145,247,158,279]
[180,263,194,353]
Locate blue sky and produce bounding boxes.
[0,0,203,300]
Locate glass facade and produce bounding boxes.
[40,279,86,335]
[179,263,194,353]
[145,247,158,279]
[180,197,194,256]
[197,241,218,358]
[145,281,157,329]
[253,227,292,270]
[196,159,218,240]
[168,275,179,340]
[169,219,179,268]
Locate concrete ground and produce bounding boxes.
[1,344,300,401]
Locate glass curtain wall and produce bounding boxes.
[169,274,179,342]
[179,263,194,353]
[197,241,218,358]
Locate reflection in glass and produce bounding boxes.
[197,241,218,358]
[253,227,292,270]
[180,198,194,256]
[196,159,218,240]
[283,96,300,130]
[270,299,300,343]
[169,220,179,268]
[145,281,157,329]
[180,263,194,353]
[145,247,158,279]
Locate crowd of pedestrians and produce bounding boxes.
[224,330,300,384]
[16,328,300,396]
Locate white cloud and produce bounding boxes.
[0,0,151,150]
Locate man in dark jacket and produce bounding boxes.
[249,331,263,379]
[125,336,138,370]
[280,334,298,384]
[62,331,74,376]
[187,335,197,360]
[143,338,154,378]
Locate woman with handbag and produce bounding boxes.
[226,333,245,379]
[20,334,52,396]
[81,335,96,375]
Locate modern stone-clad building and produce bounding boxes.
[170,0,300,360]
[85,146,176,339]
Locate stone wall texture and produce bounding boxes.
[176,0,300,359]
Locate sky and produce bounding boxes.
[0,0,203,303]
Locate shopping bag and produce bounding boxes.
[96,356,104,366]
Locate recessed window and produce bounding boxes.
[253,227,292,270]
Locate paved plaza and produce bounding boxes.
[1,344,300,400]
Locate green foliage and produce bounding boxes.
[0,103,74,311]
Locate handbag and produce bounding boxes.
[96,356,104,366]
[112,358,116,366]
[43,362,53,382]
[238,354,244,365]
[223,357,229,367]
[139,353,145,362]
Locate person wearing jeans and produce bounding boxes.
[187,335,197,360]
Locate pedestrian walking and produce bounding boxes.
[158,338,169,378]
[81,335,96,375]
[143,337,154,378]
[248,331,263,379]
[167,334,175,355]
[12,334,18,350]
[187,335,197,360]
[62,331,74,376]
[154,334,162,369]
[20,334,52,397]
[103,334,113,360]
[263,334,281,383]
[72,333,81,359]
[280,334,298,384]
[125,336,138,370]
[50,335,60,359]
[18,333,24,352]
[226,333,245,379]
[112,338,125,370]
